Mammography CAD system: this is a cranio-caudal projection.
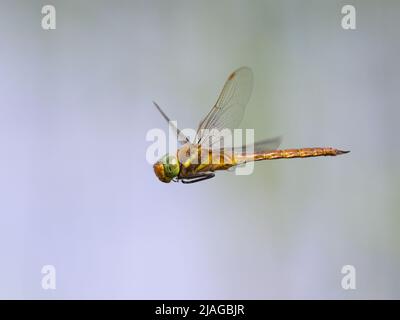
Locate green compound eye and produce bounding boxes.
[162,155,180,178]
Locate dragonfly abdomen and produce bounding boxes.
[241,147,349,162]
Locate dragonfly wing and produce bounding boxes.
[236,136,282,154]
[196,67,253,146]
[210,136,282,165]
[153,101,190,144]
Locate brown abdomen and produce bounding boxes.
[242,148,349,162]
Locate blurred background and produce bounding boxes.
[0,0,399,299]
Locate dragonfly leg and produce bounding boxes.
[181,173,215,184]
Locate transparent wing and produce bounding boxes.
[210,136,282,164]
[235,136,282,154]
[196,67,253,146]
[153,101,190,144]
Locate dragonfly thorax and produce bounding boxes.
[153,154,180,183]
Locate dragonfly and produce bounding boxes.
[152,67,349,184]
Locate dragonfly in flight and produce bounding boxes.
[152,67,349,184]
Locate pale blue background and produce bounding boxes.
[0,0,399,299]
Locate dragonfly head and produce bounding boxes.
[153,154,180,183]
